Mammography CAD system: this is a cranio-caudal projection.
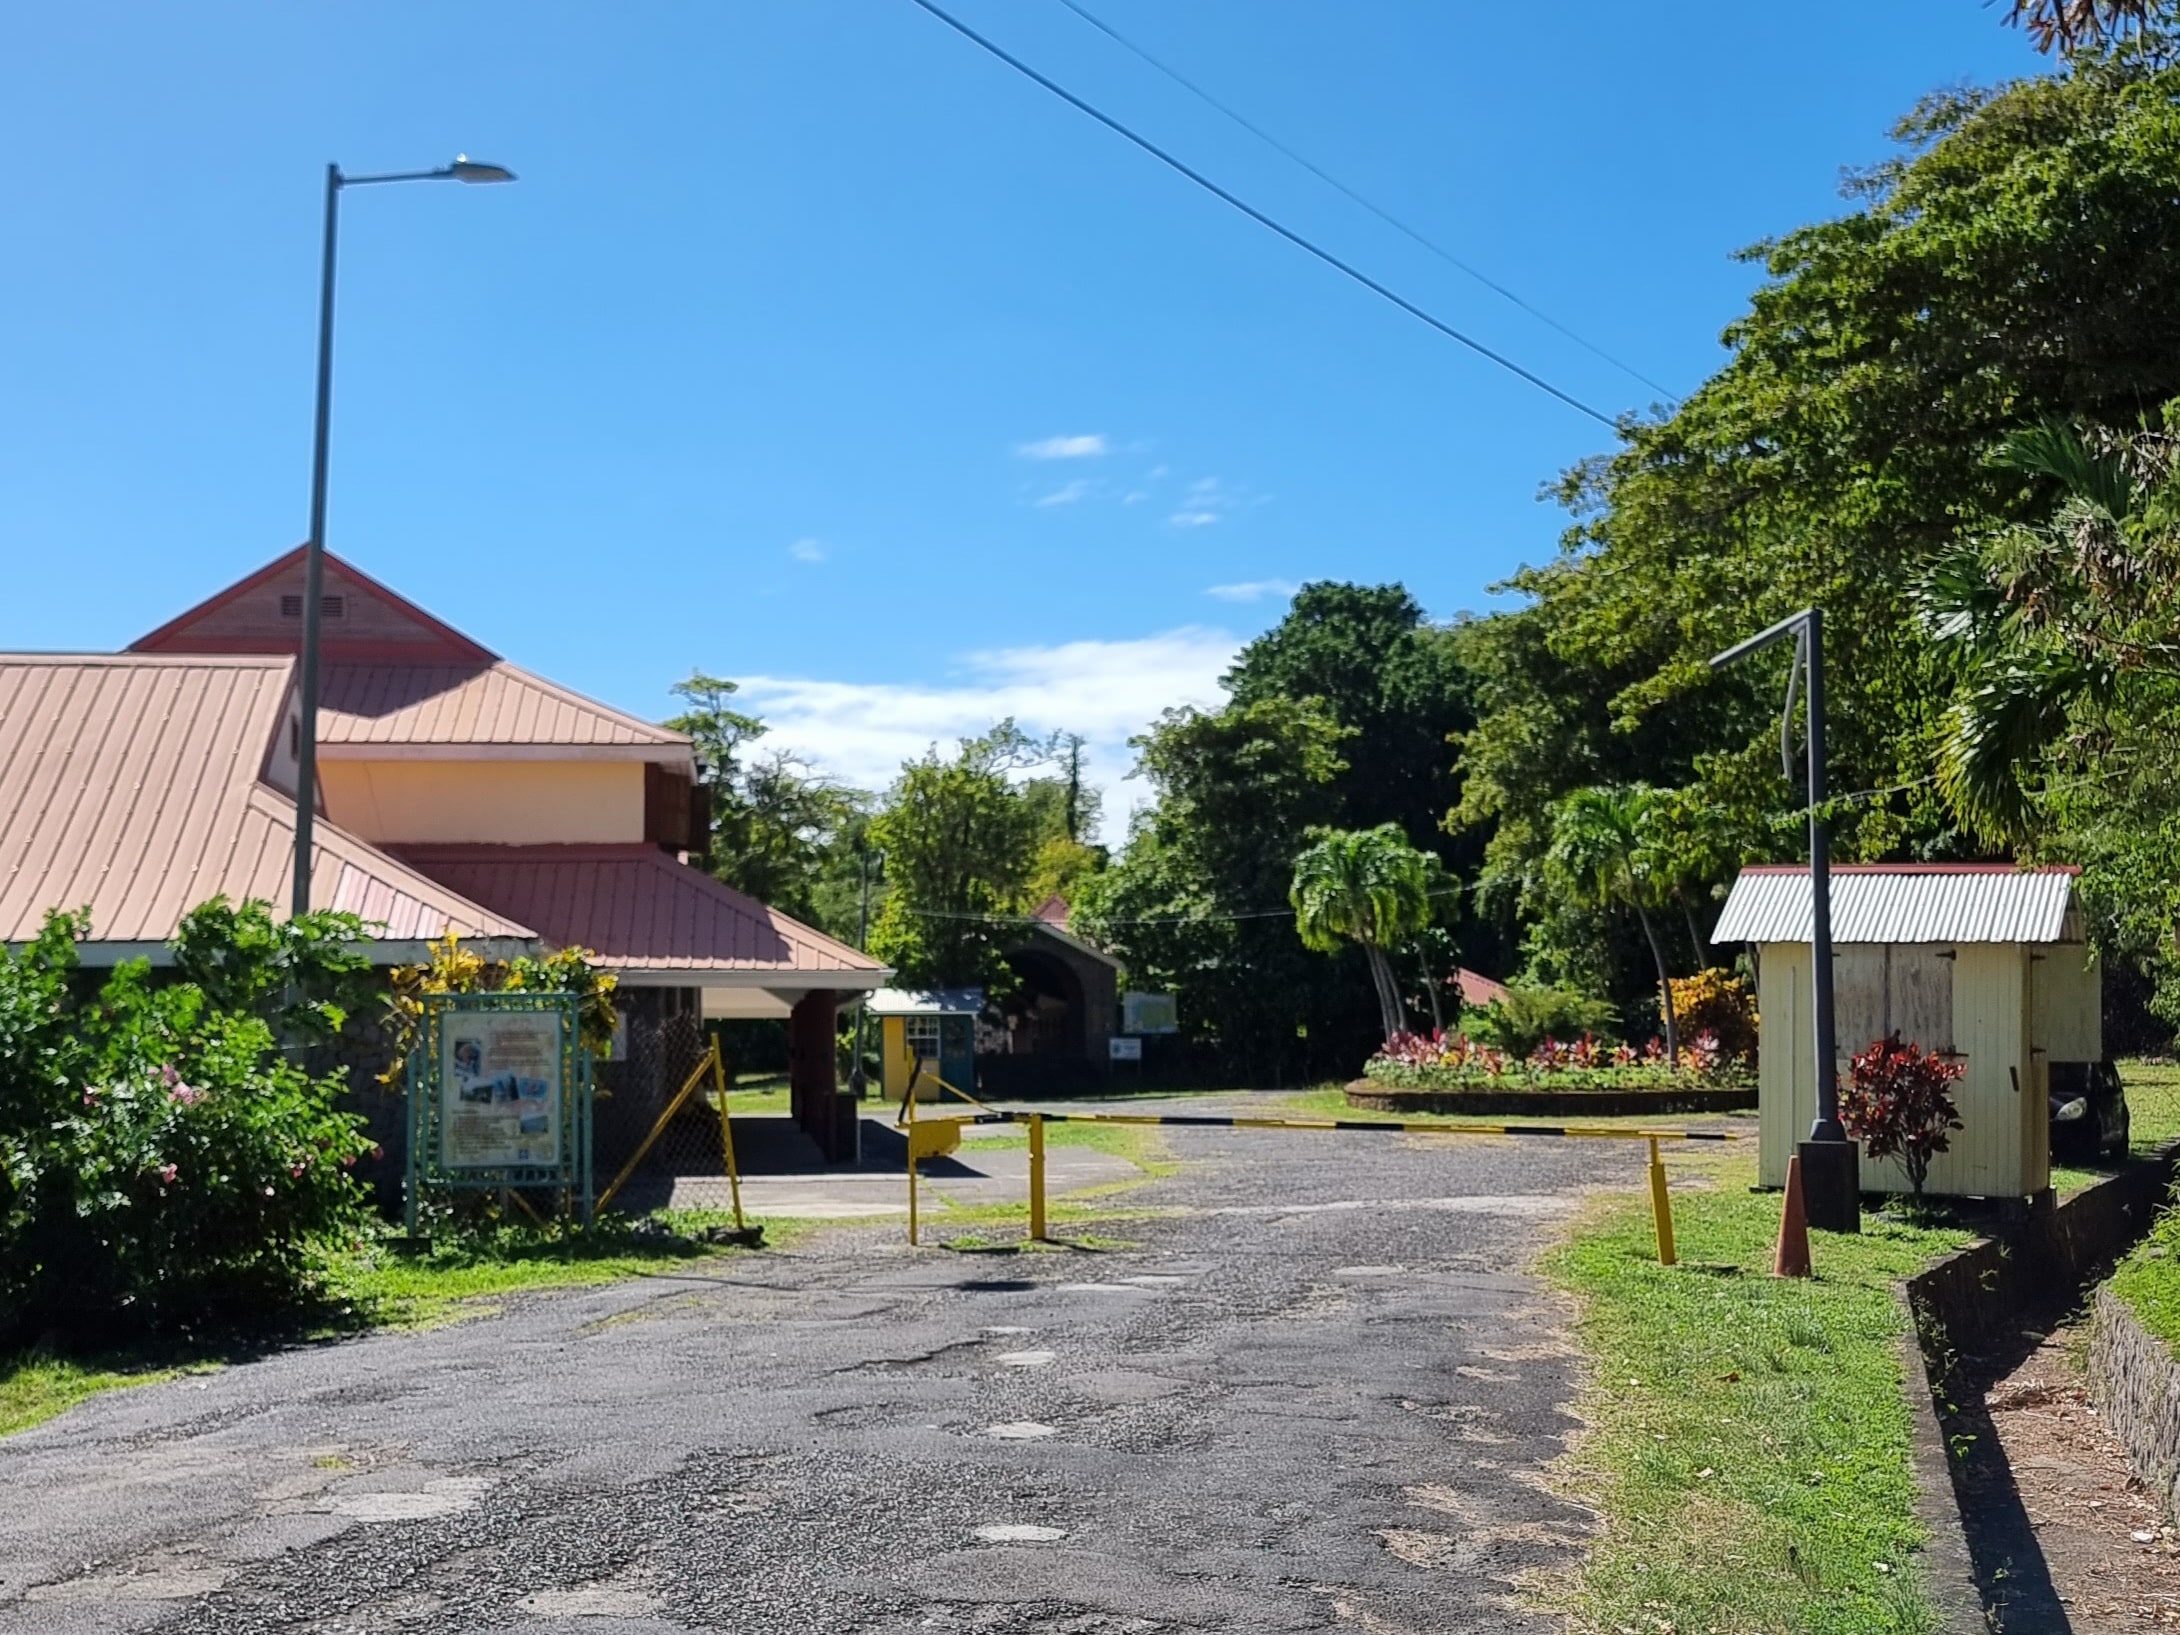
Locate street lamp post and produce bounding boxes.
[291,157,514,921]
[1711,606,1860,1234]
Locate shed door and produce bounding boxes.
[1891,945,1955,1059]
[1834,947,1889,1058]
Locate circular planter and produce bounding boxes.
[1344,1080,1757,1118]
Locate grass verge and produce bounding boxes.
[1542,1156,1974,1635]
[0,1354,195,1438]
[0,1215,778,1438]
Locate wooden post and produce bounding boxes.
[1028,1114,1047,1242]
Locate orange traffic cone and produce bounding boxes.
[1775,1154,1813,1278]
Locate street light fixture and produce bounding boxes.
[1710,606,1860,1233]
[291,157,515,922]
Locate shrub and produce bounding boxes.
[0,903,376,1345]
[1461,984,1619,1059]
[1667,968,1758,1066]
[1838,1033,1964,1197]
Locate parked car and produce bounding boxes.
[2049,1060,2129,1164]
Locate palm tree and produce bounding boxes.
[1290,826,1436,1044]
[1546,785,1680,1066]
[1924,416,2180,842]
[2004,0,2162,54]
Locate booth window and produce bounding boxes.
[904,1016,941,1061]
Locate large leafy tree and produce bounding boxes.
[1290,826,1439,1043]
[665,673,864,928]
[1455,41,2180,1019]
[1926,407,2180,1020]
[1075,697,1358,1079]
[866,722,1050,989]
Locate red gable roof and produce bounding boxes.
[129,545,496,664]
[394,844,886,980]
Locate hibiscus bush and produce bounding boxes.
[0,902,377,1345]
[1363,1027,1745,1091]
[1839,1033,1964,1197]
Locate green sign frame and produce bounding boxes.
[405,990,592,1231]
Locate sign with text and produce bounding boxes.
[406,992,591,1232]
[441,1009,565,1169]
[1122,992,1178,1035]
[1108,1036,1144,1063]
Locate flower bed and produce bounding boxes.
[1360,1029,1752,1094]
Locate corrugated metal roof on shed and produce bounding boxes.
[1710,865,2077,946]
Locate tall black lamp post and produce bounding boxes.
[1711,607,1861,1233]
[291,157,515,920]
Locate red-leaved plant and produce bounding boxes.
[1838,1033,1965,1197]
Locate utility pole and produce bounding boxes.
[1711,607,1859,1233]
[849,843,883,1099]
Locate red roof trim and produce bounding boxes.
[128,545,498,663]
[1737,863,2080,876]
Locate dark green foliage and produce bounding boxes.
[0,905,375,1346]
[1461,985,1620,1060]
[1455,43,2180,1024]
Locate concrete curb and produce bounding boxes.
[1343,1080,1757,1117]
[2089,1284,2180,1522]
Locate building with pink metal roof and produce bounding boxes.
[4,546,887,1159]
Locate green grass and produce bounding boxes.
[2099,1060,2180,1347]
[0,1354,195,1438]
[1542,1158,1974,1635]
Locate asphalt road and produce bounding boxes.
[0,1118,1657,1634]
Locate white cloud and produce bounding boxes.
[787,538,827,563]
[1205,579,1298,603]
[1170,476,1239,528]
[1035,479,1092,508]
[1017,434,1108,461]
[731,628,1240,844]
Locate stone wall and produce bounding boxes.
[2091,1286,2180,1521]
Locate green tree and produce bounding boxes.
[1545,786,1682,1064]
[1075,697,1357,1079]
[1454,42,2180,1019]
[866,722,1047,989]
[666,672,865,926]
[1925,408,2180,1023]
[1290,826,1438,1043]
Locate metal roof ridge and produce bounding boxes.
[479,659,692,747]
[1735,862,2079,876]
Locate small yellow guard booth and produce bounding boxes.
[1711,865,2097,1201]
[868,988,982,1102]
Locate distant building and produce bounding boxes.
[2,546,886,1161]
[982,895,1123,1091]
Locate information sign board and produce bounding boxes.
[1108,1036,1144,1062]
[1122,992,1178,1035]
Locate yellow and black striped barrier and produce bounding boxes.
[898,1085,1736,1264]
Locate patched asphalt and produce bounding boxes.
[0,1115,1669,1634]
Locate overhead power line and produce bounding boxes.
[1049,0,1678,404]
[901,0,1621,431]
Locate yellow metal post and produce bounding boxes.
[1648,1135,1677,1267]
[905,1077,919,1247]
[1028,1114,1047,1242]
[710,1039,747,1234]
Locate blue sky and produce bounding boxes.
[2,2,2038,835]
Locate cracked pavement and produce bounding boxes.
[0,1117,1647,1633]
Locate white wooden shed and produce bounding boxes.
[1710,865,2097,1200]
